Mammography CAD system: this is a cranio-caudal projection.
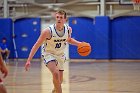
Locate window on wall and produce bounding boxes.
[34,0,100,4]
[120,0,133,4]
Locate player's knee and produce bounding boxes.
[52,69,59,79]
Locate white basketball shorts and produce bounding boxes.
[42,53,66,71]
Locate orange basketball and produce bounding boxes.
[77,42,91,56]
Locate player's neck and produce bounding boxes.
[55,24,64,31]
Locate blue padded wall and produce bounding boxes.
[0,18,14,58]
[1,16,140,59]
[69,16,110,59]
[14,18,41,58]
[94,16,110,59]
[111,16,140,59]
[69,17,95,59]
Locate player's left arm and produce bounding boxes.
[67,27,81,46]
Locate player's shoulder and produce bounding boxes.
[41,27,52,38]
[42,27,50,33]
[47,24,54,28]
[41,25,54,39]
[65,24,72,34]
[43,24,54,31]
[64,24,72,30]
[64,24,69,28]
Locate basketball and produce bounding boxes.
[77,42,91,56]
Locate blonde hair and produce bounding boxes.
[56,10,67,19]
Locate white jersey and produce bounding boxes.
[42,24,69,56]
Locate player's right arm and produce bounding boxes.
[25,28,51,71]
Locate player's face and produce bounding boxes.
[2,39,6,43]
[55,13,66,25]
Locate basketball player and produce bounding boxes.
[0,53,8,93]
[25,10,83,93]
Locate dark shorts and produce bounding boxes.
[1,52,8,60]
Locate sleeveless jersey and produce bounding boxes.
[42,24,69,56]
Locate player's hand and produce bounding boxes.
[0,65,8,78]
[25,61,31,71]
[83,42,90,45]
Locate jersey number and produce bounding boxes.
[55,43,61,48]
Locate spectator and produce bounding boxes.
[0,38,10,64]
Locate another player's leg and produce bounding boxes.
[5,50,10,63]
[0,79,7,93]
[1,52,8,64]
[3,50,10,64]
[47,61,62,93]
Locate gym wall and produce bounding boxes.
[0,18,14,58]
[69,16,140,59]
[111,16,140,59]
[14,18,41,58]
[1,16,140,59]
[69,17,95,59]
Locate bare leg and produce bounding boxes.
[6,50,10,59]
[52,71,63,93]
[47,61,62,93]
[59,71,64,84]
[0,84,7,93]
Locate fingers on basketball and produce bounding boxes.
[77,42,91,56]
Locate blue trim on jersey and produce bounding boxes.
[66,24,70,34]
[54,24,65,37]
[42,44,46,52]
[42,54,47,63]
[48,27,53,40]
[46,60,58,66]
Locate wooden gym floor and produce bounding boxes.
[3,60,140,93]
